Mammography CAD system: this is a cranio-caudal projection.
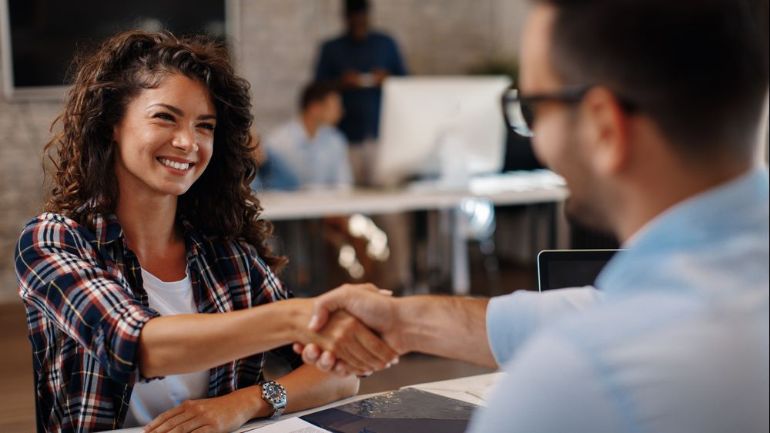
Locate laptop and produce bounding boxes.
[537,249,622,291]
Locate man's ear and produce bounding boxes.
[580,87,631,175]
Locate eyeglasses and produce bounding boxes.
[501,85,592,138]
[501,84,637,138]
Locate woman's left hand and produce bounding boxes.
[143,388,262,433]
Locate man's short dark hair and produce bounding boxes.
[537,0,769,158]
[300,81,339,112]
[345,0,369,16]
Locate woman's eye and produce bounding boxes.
[153,112,175,122]
[198,123,216,131]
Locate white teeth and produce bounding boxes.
[158,158,191,171]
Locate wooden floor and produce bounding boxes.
[0,264,531,432]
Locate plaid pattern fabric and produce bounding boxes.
[15,212,301,432]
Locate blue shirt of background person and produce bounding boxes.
[250,148,300,192]
[314,0,407,144]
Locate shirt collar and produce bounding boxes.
[344,32,372,45]
[93,213,124,248]
[291,118,326,143]
[597,168,769,294]
[92,211,205,258]
[179,218,206,258]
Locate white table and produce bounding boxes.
[107,373,504,433]
[258,171,569,294]
[258,171,567,220]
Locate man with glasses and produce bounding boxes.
[298,0,769,431]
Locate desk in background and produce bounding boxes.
[259,171,569,294]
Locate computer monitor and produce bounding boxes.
[372,76,511,187]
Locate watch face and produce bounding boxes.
[263,381,287,407]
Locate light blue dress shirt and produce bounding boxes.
[263,119,353,190]
[472,168,769,433]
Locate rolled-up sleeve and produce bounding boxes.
[15,217,158,383]
[486,287,601,365]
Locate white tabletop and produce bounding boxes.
[258,171,568,220]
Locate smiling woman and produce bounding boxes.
[44,31,274,269]
[114,76,216,213]
[12,31,396,433]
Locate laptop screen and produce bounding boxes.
[537,249,621,291]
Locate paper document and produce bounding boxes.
[405,372,504,406]
[244,417,331,432]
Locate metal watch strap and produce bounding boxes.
[261,380,287,419]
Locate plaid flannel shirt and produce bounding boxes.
[15,212,301,432]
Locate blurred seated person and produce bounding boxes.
[261,82,353,191]
[250,146,300,192]
[256,83,380,291]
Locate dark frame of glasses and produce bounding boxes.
[501,84,637,137]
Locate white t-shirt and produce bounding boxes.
[123,269,210,427]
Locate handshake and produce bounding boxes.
[292,284,409,377]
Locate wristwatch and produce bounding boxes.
[260,380,287,419]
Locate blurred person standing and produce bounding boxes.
[314,0,413,294]
[314,0,407,183]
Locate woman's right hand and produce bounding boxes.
[143,387,261,433]
[302,310,399,376]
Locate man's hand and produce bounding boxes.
[309,284,401,348]
[143,388,258,433]
[306,310,398,376]
[341,70,361,88]
[372,68,389,86]
[297,284,406,376]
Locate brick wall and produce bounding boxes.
[0,0,529,303]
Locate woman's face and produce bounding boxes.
[113,73,216,199]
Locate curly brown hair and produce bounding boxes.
[44,30,287,271]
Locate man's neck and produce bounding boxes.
[616,160,753,243]
[347,31,369,43]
